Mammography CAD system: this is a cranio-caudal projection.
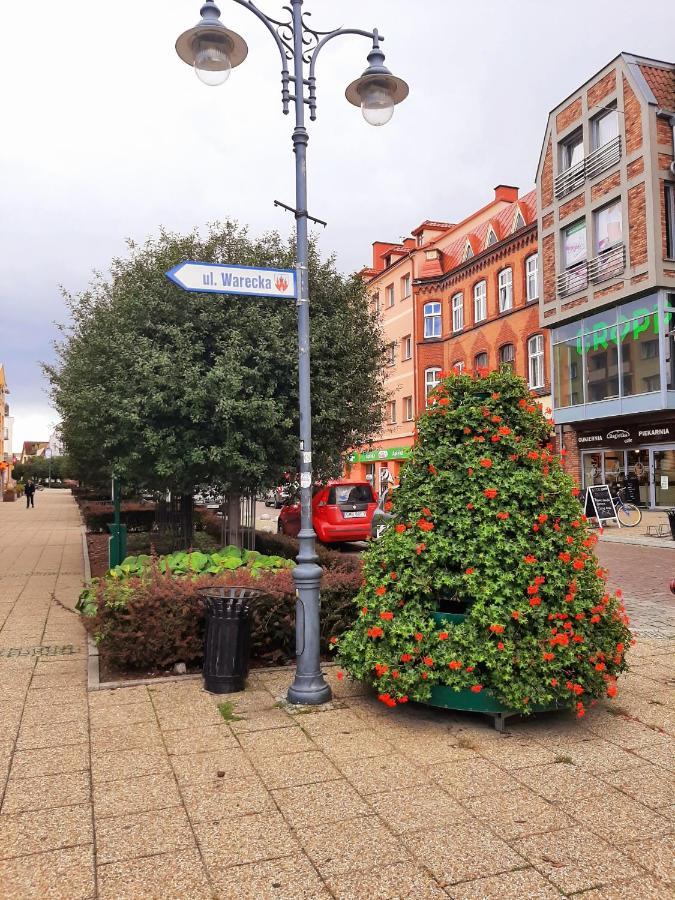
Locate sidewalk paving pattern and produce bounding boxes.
[0,491,673,898]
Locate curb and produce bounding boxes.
[599,533,675,550]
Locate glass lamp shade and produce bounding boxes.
[360,82,395,126]
[194,40,232,86]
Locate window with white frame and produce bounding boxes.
[403,396,413,421]
[474,351,488,370]
[561,128,584,171]
[386,342,396,366]
[498,268,513,312]
[592,105,619,150]
[423,301,442,338]
[594,200,623,254]
[401,274,411,299]
[473,281,487,323]
[452,360,464,373]
[564,219,587,268]
[386,284,395,307]
[499,344,515,369]
[528,334,545,389]
[425,367,441,399]
[402,334,412,360]
[526,254,539,302]
[372,292,381,313]
[451,293,463,333]
[388,400,397,424]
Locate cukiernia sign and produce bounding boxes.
[166,261,297,300]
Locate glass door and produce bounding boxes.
[651,446,675,507]
[626,449,649,505]
[582,452,604,490]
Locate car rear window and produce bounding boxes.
[328,485,374,505]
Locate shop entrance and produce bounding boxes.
[581,445,675,508]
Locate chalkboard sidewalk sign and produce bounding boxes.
[584,485,621,527]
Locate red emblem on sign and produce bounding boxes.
[275,276,289,292]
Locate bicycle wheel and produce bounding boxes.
[616,502,642,527]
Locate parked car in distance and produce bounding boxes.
[278,480,377,544]
[264,484,293,508]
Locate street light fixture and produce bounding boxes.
[175,0,408,706]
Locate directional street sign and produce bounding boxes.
[166,260,297,300]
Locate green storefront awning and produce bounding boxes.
[348,447,412,463]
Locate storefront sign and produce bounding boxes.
[577,421,675,448]
[348,447,411,463]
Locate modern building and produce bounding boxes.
[415,188,550,415]
[536,53,675,507]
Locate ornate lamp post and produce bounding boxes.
[175,0,408,705]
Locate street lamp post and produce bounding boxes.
[175,0,408,705]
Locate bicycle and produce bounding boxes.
[612,486,642,528]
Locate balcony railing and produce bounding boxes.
[557,243,626,297]
[554,135,622,201]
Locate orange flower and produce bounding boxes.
[542,652,555,661]
[374,663,389,677]
[438,631,449,641]
[423,656,434,666]
[491,392,500,400]
[465,567,475,575]
[558,552,571,563]
[418,519,435,532]
[361,607,368,615]
[336,671,344,681]
[380,611,394,621]
[448,660,462,670]
[551,678,558,687]
[439,397,450,406]
[496,511,509,520]
[523,555,537,564]
[329,636,337,645]
[428,463,438,475]
[384,501,393,512]
[606,684,617,698]
[484,488,498,500]
[497,642,505,650]
[367,626,384,639]
[414,632,424,642]
[511,610,520,620]
[467,467,474,476]
[415,543,426,555]
[463,427,472,434]
[390,572,397,580]
[470,684,483,693]
[375,586,387,596]
[571,487,580,497]
[378,693,396,707]
[466,502,474,510]
[498,425,511,435]
[465,665,475,673]
[537,514,548,524]
[398,695,409,704]
[529,596,542,607]
[479,458,493,468]
[572,558,585,571]
[395,524,406,534]
[400,653,413,663]
[489,624,505,634]
[422,507,432,517]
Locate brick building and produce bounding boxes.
[415,188,551,416]
[536,53,675,508]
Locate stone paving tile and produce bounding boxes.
[91,747,172,784]
[575,875,673,899]
[292,708,372,737]
[88,686,151,708]
[336,751,430,795]
[633,737,675,770]
[163,724,239,756]
[251,749,343,790]
[427,756,523,799]
[194,811,299,868]
[0,803,93,859]
[237,723,316,756]
[620,834,675,883]
[93,772,182,819]
[368,783,470,834]
[171,747,256,784]
[403,820,526,886]
[21,701,88,727]
[296,814,409,878]
[514,825,645,895]
[0,844,95,900]
[228,706,296,733]
[446,867,562,899]
[600,763,675,809]
[476,741,560,769]
[326,860,447,899]
[1,771,91,814]
[460,785,574,840]
[209,852,330,899]
[272,778,369,828]
[89,702,157,730]
[94,806,195,865]
[15,718,89,751]
[566,789,672,843]
[311,729,396,761]
[512,761,613,802]
[89,722,164,753]
[182,773,275,824]
[97,848,213,900]
[9,743,90,780]
[564,739,646,774]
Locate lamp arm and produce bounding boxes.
[307,28,382,120]
[229,0,293,112]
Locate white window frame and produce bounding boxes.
[564,219,587,269]
[592,105,619,151]
[401,274,411,299]
[403,396,413,421]
[452,360,464,374]
[561,129,584,171]
[473,281,487,323]
[526,254,539,302]
[499,344,515,367]
[451,293,463,333]
[423,301,442,339]
[402,334,412,361]
[386,284,395,307]
[594,199,623,255]
[498,268,513,313]
[388,400,397,424]
[528,334,545,389]
[424,367,441,400]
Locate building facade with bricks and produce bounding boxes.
[415,188,551,418]
[536,53,675,508]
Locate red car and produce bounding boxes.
[277,481,377,544]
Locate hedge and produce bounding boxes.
[81,502,157,533]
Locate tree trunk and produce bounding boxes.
[181,492,194,549]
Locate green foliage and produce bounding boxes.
[13,456,72,483]
[335,368,633,716]
[217,701,244,722]
[45,222,386,494]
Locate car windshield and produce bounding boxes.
[328,485,374,504]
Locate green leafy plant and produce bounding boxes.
[334,368,633,716]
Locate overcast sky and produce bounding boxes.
[1,0,673,451]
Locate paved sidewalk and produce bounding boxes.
[0,492,673,899]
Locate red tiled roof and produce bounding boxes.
[639,64,675,109]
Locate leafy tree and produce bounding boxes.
[46,223,385,532]
[13,456,72,483]
[335,368,632,716]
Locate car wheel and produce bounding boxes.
[277,519,284,534]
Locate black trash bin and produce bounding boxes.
[667,509,675,541]
[199,587,262,693]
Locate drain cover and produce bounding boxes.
[0,645,78,658]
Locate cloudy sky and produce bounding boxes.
[1,0,673,451]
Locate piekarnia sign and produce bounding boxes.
[166,260,297,300]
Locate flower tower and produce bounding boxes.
[335,368,632,717]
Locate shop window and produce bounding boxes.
[474,351,488,371]
[592,105,619,150]
[474,281,487,323]
[528,334,545,389]
[594,200,622,254]
[425,367,441,400]
[403,396,413,421]
[451,293,463,333]
[423,302,442,339]
[666,185,675,260]
[584,312,619,402]
[552,321,584,408]
[499,344,515,370]
[621,305,660,397]
[498,268,513,312]
[526,254,538,302]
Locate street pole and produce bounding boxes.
[174,0,408,705]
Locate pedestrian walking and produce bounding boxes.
[25,480,36,509]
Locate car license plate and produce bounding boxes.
[344,511,367,519]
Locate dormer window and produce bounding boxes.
[463,242,473,262]
[486,228,498,246]
[513,209,525,231]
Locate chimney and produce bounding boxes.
[494,185,519,203]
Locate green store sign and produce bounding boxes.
[348,447,411,463]
[574,305,672,354]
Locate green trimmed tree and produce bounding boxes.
[335,367,632,716]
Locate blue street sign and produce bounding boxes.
[166,260,297,299]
